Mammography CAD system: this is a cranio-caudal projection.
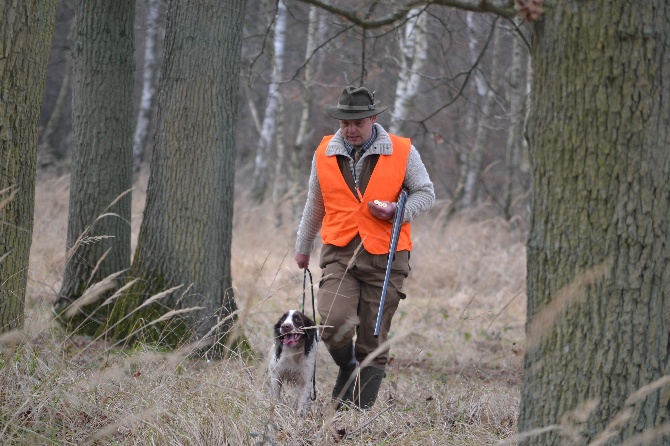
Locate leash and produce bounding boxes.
[301,268,316,323]
[302,268,318,401]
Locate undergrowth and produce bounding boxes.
[0,173,526,445]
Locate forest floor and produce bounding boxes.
[2,172,528,445]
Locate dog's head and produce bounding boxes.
[274,310,317,355]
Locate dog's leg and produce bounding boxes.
[296,358,315,417]
[296,381,311,417]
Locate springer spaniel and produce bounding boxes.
[268,310,318,417]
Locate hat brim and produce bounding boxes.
[325,105,387,120]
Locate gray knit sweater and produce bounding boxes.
[295,123,435,255]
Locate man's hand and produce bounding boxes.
[295,252,310,269]
[367,200,396,221]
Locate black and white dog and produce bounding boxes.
[268,310,318,416]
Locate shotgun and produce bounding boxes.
[374,189,408,338]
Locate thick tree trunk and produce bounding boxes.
[55,0,135,334]
[519,2,670,445]
[107,0,246,351]
[0,0,57,333]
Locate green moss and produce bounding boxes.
[53,283,113,337]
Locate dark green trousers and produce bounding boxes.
[318,236,409,368]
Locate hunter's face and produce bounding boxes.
[339,116,376,146]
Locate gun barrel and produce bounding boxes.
[374,189,408,338]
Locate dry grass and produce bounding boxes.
[2,172,527,445]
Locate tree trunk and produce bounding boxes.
[503,21,527,221]
[389,7,428,135]
[55,0,135,334]
[270,0,288,226]
[0,0,57,333]
[519,2,670,445]
[133,0,164,172]
[41,19,73,170]
[449,12,488,214]
[463,16,504,209]
[290,4,319,219]
[250,0,286,204]
[106,0,246,352]
[447,14,500,211]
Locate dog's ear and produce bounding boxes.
[273,314,285,358]
[275,339,283,359]
[297,311,315,329]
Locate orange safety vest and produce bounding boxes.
[315,134,412,255]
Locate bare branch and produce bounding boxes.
[295,0,516,28]
[419,15,499,124]
[296,0,421,28]
[431,0,516,18]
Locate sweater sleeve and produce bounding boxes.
[295,154,325,255]
[402,146,435,222]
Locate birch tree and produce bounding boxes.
[105,0,246,351]
[250,0,287,204]
[133,0,164,172]
[290,5,320,217]
[462,16,502,208]
[270,1,289,225]
[389,7,428,135]
[54,0,135,334]
[449,12,495,212]
[0,0,57,333]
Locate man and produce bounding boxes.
[294,86,435,409]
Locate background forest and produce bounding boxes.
[38,0,531,219]
[8,0,670,445]
[4,0,530,444]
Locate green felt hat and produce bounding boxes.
[326,86,387,120]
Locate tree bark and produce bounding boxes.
[519,2,670,445]
[106,0,246,351]
[55,0,135,334]
[0,0,57,333]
